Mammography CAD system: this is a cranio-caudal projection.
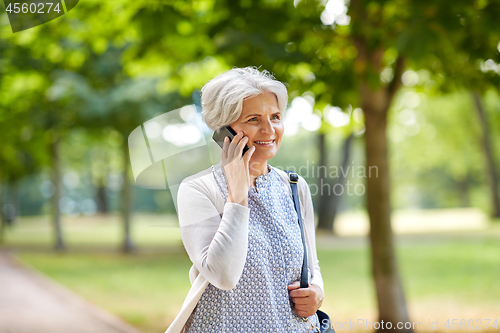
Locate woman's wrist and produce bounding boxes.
[227,191,248,206]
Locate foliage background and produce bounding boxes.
[1,0,499,332]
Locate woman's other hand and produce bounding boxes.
[222,132,255,206]
[287,282,324,318]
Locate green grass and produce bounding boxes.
[1,213,182,248]
[18,252,193,333]
[400,238,500,303]
[316,230,500,332]
[5,212,500,332]
[16,232,500,333]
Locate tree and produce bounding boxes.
[316,132,355,231]
[0,6,93,250]
[1,1,189,251]
[122,1,415,329]
[406,0,500,217]
[0,69,53,245]
[471,92,500,217]
[3,0,498,329]
[347,1,500,329]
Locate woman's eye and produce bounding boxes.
[272,114,281,120]
[248,117,258,122]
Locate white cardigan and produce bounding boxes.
[165,165,324,333]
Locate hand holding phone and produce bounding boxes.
[212,127,255,206]
[212,126,250,155]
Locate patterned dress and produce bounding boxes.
[186,164,319,332]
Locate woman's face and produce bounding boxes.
[230,92,284,165]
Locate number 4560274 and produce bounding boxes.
[444,319,498,330]
[6,3,61,14]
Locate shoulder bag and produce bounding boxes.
[285,171,336,333]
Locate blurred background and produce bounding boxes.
[0,0,499,332]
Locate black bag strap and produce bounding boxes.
[285,170,335,333]
[285,171,309,289]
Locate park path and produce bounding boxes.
[0,251,142,333]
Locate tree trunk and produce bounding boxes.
[471,91,500,218]
[329,133,354,227]
[96,180,108,214]
[0,182,4,244]
[10,181,19,225]
[316,131,332,231]
[2,182,17,226]
[95,149,109,214]
[51,135,65,251]
[352,23,411,327]
[317,132,354,232]
[458,176,470,208]
[122,141,135,253]
[364,105,412,332]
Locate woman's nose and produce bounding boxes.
[260,119,275,134]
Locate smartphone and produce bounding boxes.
[212,126,250,155]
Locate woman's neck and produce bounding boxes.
[249,160,269,185]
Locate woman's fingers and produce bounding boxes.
[242,145,255,164]
[294,302,315,310]
[226,132,244,161]
[291,296,311,305]
[291,297,316,317]
[237,136,249,155]
[293,308,315,318]
[225,132,252,163]
[222,136,230,160]
[288,285,312,297]
[288,282,322,318]
[221,131,252,206]
[291,298,316,318]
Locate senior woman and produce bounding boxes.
[166,67,324,333]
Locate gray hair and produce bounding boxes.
[201,67,288,131]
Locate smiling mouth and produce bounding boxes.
[254,140,275,145]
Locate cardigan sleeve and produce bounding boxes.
[298,176,324,293]
[177,179,250,290]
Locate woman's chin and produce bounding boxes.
[250,150,277,164]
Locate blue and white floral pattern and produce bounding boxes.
[186,165,319,332]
